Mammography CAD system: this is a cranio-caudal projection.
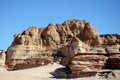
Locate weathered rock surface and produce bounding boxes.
[10,20,102,48]
[6,46,53,70]
[100,34,120,45]
[60,37,89,58]
[107,53,120,69]
[6,20,101,69]
[59,33,120,77]
[0,50,6,66]
[60,38,108,77]
[6,19,120,77]
[67,54,108,77]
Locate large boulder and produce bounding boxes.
[60,38,108,77]
[60,37,89,57]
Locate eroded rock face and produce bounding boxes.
[12,27,43,46]
[60,37,89,58]
[60,38,108,77]
[100,34,120,45]
[6,19,120,71]
[6,46,53,70]
[42,24,61,49]
[108,53,120,69]
[106,45,120,69]
[60,36,120,77]
[11,20,101,48]
[0,50,6,66]
[6,20,100,69]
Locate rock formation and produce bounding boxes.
[100,34,120,45]
[0,50,6,66]
[6,45,53,70]
[6,20,102,69]
[6,19,120,77]
[59,37,89,57]
[60,37,108,77]
[60,39,120,77]
[10,20,103,48]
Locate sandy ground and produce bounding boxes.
[0,64,119,80]
[0,63,66,80]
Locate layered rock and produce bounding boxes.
[90,45,120,69]
[70,54,108,77]
[108,53,120,69]
[6,20,101,69]
[6,19,120,71]
[60,38,108,77]
[60,42,120,77]
[6,45,53,70]
[105,45,120,69]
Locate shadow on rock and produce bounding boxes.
[50,67,97,79]
[50,67,72,79]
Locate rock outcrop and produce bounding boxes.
[59,37,89,58]
[106,45,120,69]
[10,20,102,48]
[100,34,120,45]
[60,40,120,77]
[6,19,120,72]
[0,50,6,66]
[6,20,101,69]
[6,46,53,70]
[60,38,108,77]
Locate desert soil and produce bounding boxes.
[0,63,119,80]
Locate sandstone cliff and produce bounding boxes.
[6,19,120,71]
[60,37,120,77]
[11,20,102,48]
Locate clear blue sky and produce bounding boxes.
[0,0,120,51]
